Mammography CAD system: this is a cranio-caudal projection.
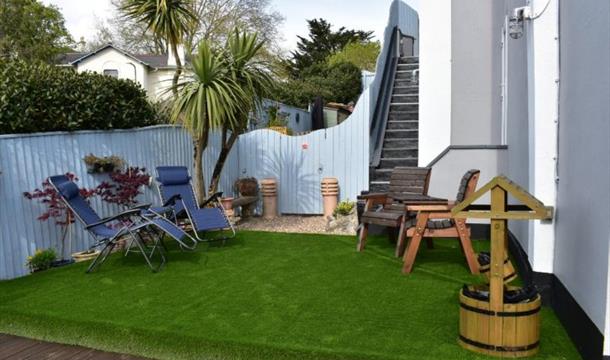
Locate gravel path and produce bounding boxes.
[235,215,357,236]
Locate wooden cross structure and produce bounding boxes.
[451,175,553,357]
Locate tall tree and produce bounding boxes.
[186,0,284,55]
[169,41,247,203]
[207,29,274,194]
[87,13,165,53]
[287,18,373,77]
[327,41,381,72]
[92,0,283,57]
[0,0,73,63]
[120,0,197,92]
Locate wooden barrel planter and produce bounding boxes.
[459,285,541,358]
[478,252,518,284]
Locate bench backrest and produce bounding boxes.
[387,167,432,203]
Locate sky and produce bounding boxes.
[41,0,419,52]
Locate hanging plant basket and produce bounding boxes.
[83,154,125,174]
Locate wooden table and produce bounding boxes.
[392,194,479,274]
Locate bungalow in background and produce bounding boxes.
[57,43,183,100]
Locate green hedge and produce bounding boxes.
[0,59,162,134]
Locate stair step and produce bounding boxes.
[390,103,418,112]
[382,147,418,158]
[398,57,419,64]
[387,120,418,130]
[379,157,418,168]
[397,63,419,70]
[385,129,418,139]
[392,94,418,103]
[393,86,419,95]
[371,169,394,181]
[382,138,418,148]
[394,79,419,87]
[396,72,418,80]
[388,112,417,121]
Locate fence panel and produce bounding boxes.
[0,126,193,279]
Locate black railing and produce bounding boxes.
[369,27,401,167]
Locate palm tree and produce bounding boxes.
[170,41,246,203]
[120,0,197,92]
[207,29,275,194]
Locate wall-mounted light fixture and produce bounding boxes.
[509,6,532,39]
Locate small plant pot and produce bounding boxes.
[72,250,100,263]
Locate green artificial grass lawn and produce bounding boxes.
[0,231,580,360]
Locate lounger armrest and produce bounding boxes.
[84,207,146,230]
[162,194,182,207]
[201,192,223,208]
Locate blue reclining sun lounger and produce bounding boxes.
[49,174,197,273]
[155,166,235,243]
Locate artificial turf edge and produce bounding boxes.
[0,296,399,360]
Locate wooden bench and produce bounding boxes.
[357,167,432,256]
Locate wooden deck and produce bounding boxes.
[0,334,149,360]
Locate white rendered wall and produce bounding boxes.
[76,48,148,90]
[417,0,452,166]
[525,0,559,274]
[147,69,175,100]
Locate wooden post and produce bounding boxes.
[489,185,507,344]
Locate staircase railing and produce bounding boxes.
[369,27,401,167]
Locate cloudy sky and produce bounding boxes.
[41,0,419,52]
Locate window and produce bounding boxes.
[103,69,119,78]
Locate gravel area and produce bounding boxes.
[235,215,357,236]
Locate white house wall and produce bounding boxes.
[426,148,508,206]
[147,69,175,100]
[554,0,610,347]
[450,0,504,146]
[76,48,148,90]
[418,0,452,166]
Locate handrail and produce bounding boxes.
[369,27,401,167]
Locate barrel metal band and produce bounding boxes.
[479,258,510,273]
[460,302,540,317]
[504,272,517,281]
[459,335,539,352]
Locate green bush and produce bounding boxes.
[26,248,57,272]
[333,199,355,217]
[0,59,160,134]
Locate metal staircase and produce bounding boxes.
[370,56,419,192]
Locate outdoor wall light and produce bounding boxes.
[508,6,532,39]
[508,15,524,39]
